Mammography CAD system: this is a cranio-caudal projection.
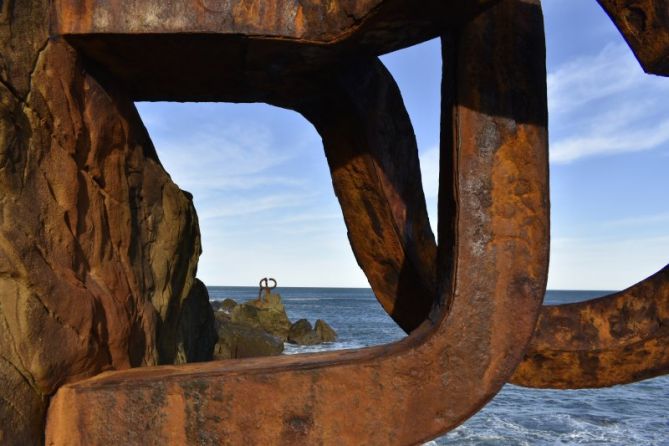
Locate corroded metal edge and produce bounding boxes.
[512,265,669,388]
[596,0,669,76]
[511,0,669,389]
[44,1,549,444]
[51,0,499,53]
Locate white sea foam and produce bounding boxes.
[283,341,366,355]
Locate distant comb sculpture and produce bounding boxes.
[0,0,666,444]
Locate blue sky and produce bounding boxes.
[136,0,669,290]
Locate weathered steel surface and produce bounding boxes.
[330,0,669,387]
[512,265,669,388]
[45,1,549,444]
[50,0,499,103]
[509,0,669,389]
[597,0,669,75]
[52,0,497,55]
[51,0,446,332]
[46,0,490,335]
[294,61,437,332]
[10,0,665,443]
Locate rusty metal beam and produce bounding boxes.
[294,62,438,332]
[512,265,669,388]
[51,0,498,53]
[341,0,669,387]
[44,1,549,443]
[49,0,500,102]
[596,0,669,76]
[510,0,669,389]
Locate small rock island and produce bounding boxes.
[210,287,337,359]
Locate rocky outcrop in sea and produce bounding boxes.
[210,291,337,359]
[287,319,337,345]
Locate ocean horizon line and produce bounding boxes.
[205,284,619,293]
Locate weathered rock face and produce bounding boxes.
[175,279,217,364]
[230,296,292,340]
[0,4,206,443]
[211,297,238,314]
[41,0,553,443]
[287,319,320,345]
[288,318,338,345]
[315,319,337,343]
[213,312,283,359]
[212,294,339,355]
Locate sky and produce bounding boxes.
[136,0,669,290]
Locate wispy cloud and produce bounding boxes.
[272,211,342,225]
[155,125,299,192]
[548,43,669,163]
[551,119,669,163]
[198,192,318,220]
[135,101,360,286]
[418,146,439,234]
[548,44,641,114]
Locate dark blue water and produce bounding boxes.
[208,287,669,445]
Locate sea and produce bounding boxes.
[208,287,669,445]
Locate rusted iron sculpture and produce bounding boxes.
[257,277,277,303]
[0,0,665,444]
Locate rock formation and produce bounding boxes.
[10,0,667,443]
[0,2,214,443]
[175,279,218,364]
[211,297,238,314]
[213,311,284,359]
[288,319,321,345]
[288,318,338,345]
[315,320,337,343]
[230,295,292,340]
[211,293,338,354]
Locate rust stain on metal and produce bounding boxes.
[512,265,669,389]
[509,0,669,389]
[44,1,549,444]
[10,0,665,443]
[596,0,669,75]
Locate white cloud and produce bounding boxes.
[548,44,642,114]
[551,119,669,163]
[418,146,439,235]
[548,43,669,163]
[135,102,366,286]
[155,124,298,192]
[272,211,342,225]
[198,192,318,220]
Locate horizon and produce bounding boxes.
[205,283,619,293]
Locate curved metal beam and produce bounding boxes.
[50,0,500,102]
[596,0,669,76]
[511,0,669,388]
[44,1,549,443]
[512,265,669,388]
[293,61,437,333]
[52,0,499,55]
